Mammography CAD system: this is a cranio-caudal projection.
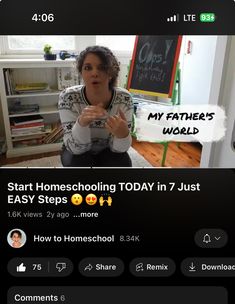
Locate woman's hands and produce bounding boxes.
[78,104,108,127]
[78,106,129,139]
[105,109,129,138]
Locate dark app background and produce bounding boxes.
[1,169,235,303]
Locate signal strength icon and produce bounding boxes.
[167,14,179,22]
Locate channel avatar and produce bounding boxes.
[7,229,27,248]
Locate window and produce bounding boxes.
[96,36,136,53]
[0,36,135,58]
[4,36,76,53]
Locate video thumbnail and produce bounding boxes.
[0,35,234,168]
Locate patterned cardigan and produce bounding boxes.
[58,85,133,155]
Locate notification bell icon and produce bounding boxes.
[203,233,211,244]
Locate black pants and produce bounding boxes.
[61,147,132,167]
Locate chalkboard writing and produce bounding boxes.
[127,36,182,98]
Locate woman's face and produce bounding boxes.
[81,53,111,91]
[12,233,21,243]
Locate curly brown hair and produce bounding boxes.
[76,45,120,89]
[10,230,22,238]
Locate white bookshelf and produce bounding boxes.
[9,105,59,117]
[6,90,60,99]
[0,58,79,158]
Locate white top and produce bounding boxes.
[58,85,133,155]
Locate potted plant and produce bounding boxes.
[43,44,57,60]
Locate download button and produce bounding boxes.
[181,258,235,277]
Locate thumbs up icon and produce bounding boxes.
[16,263,26,272]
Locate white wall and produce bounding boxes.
[201,36,235,167]
[180,35,217,105]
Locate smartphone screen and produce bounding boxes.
[0,1,235,303]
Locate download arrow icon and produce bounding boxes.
[189,262,196,272]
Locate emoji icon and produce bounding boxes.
[71,194,83,205]
[99,195,112,206]
[85,194,97,205]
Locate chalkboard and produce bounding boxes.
[127,36,182,98]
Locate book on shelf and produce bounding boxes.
[11,125,44,133]
[10,115,44,126]
[42,123,63,144]
[11,128,44,136]
[4,69,15,95]
[12,134,46,141]
[11,124,44,132]
[9,102,39,115]
[14,83,50,94]
[10,122,44,129]
[13,137,45,148]
[4,69,11,95]
[11,122,63,146]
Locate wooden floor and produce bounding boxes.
[0,138,202,167]
[132,137,201,167]
[0,151,60,166]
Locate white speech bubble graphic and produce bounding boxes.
[135,104,226,143]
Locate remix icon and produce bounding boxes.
[99,195,112,206]
[71,194,83,206]
[136,263,144,272]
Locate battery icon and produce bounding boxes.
[200,13,216,22]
